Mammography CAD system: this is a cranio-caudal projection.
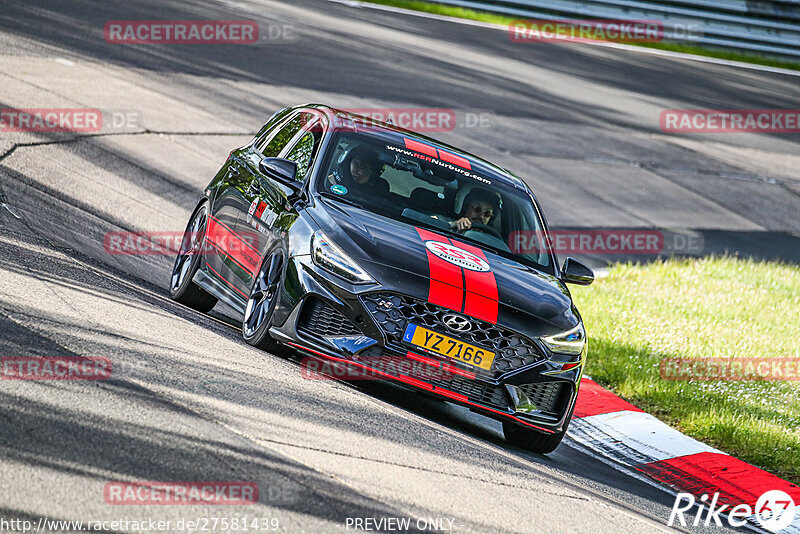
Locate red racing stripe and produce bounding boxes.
[415,228,464,312]
[404,138,438,158]
[206,217,260,277]
[406,351,441,368]
[205,262,248,298]
[432,386,468,402]
[637,452,800,508]
[397,374,434,391]
[407,351,477,379]
[451,240,498,324]
[440,363,476,379]
[463,290,498,324]
[205,240,252,281]
[207,216,259,252]
[438,149,471,170]
[429,281,463,312]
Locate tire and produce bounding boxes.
[503,403,575,454]
[169,202,218,313]
[242,249,287,353]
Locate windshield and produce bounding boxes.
[314,132,553,272]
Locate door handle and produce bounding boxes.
[247,179,262,195]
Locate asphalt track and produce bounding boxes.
[0,0,798,532]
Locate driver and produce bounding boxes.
[449,188,500,234]
[328,145,384,189]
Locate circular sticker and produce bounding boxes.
[330,184,348,195]
[424,241,490,272]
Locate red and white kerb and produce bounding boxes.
[571,377,800,532]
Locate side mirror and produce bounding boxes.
[561,257,594,286]
[259,157,302,195]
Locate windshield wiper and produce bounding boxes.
[319,191,364,210]
[454,234,508,257]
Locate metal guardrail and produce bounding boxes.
[655,0,800,22]
[426,0,800,58]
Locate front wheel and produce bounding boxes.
[169,202,218,312]
[242,249,285,353]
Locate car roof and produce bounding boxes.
[298,103,526,190]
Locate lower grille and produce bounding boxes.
[297,298,362,337]
[356,346,510,409]
[361,292,545,376]
[517,382,570,415]
[429,375,508,409]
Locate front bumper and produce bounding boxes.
[270,255,583,434]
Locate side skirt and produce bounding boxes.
[194,268,247,314]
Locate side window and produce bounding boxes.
[283,125,321,181]
[252,107,291,145]
[257,112,313,157]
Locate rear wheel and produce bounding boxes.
[242,249,286,353]
[169,202,217,312]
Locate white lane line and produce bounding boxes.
[326,0,800,78]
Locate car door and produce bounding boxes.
[204,109,292,298]
[249,113,326,260]
[230,110,325,295]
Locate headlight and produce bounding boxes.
[542,323,586,356]
[311,230,374,284]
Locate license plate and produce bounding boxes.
[402,324,495,371]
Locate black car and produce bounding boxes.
[169,104,594,453]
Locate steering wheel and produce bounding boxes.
[468,223,502,239]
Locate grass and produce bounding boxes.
[569,257,800,483]
[364,0,514,26]
[362,0,800,71]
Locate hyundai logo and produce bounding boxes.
[442,314,472,333]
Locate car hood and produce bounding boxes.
[309,198,579,336]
